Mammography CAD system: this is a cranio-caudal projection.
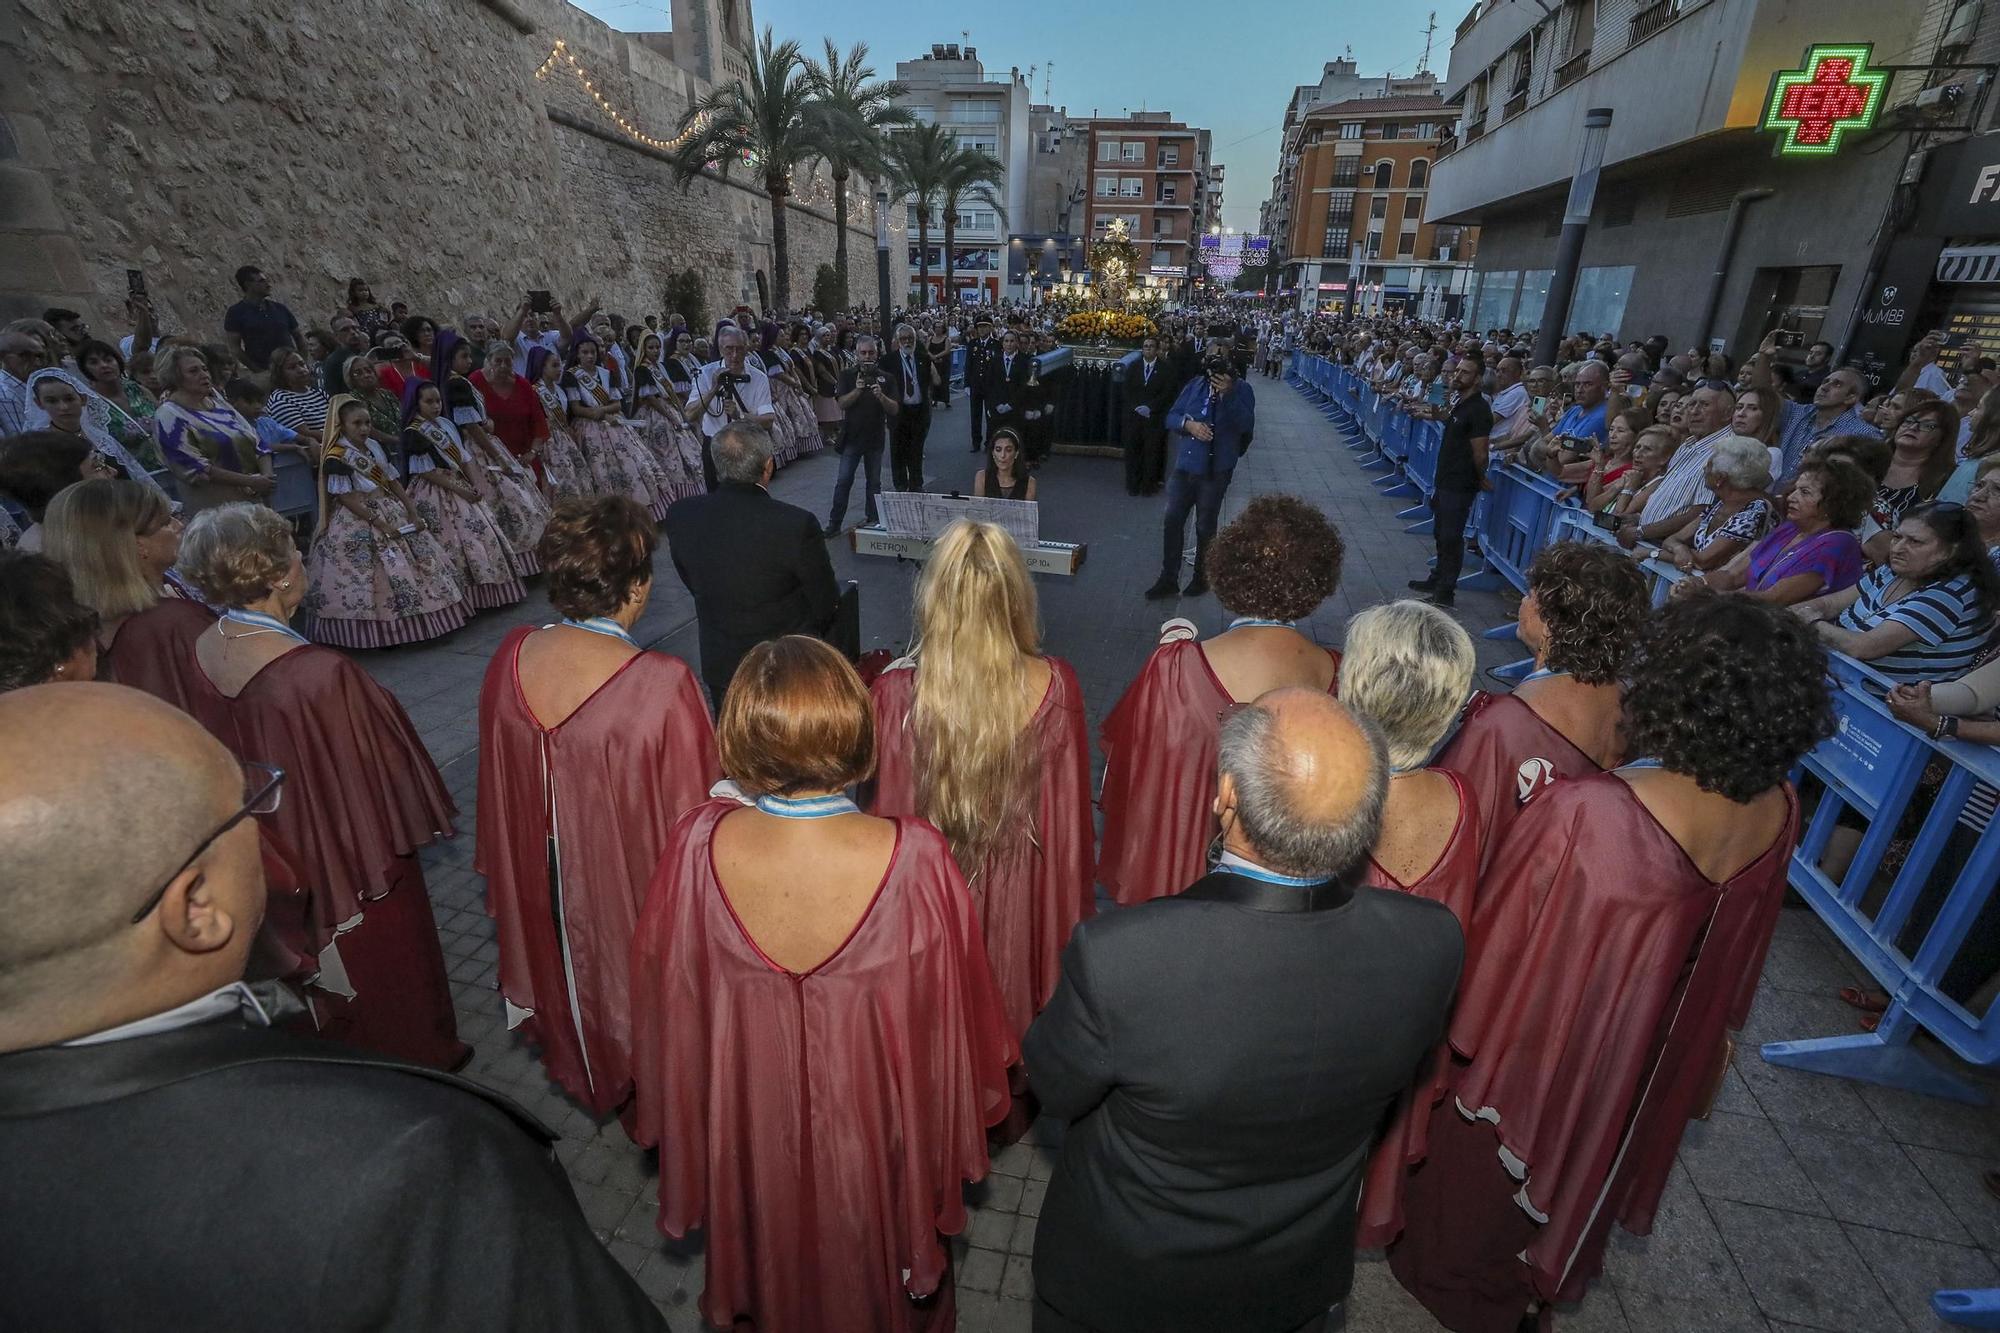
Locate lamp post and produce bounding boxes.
[1533,107,1613,369]
[875,189,893,345]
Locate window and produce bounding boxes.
[1160,145,1180,166]
[1151,248,1174,268]
[1154,216,1174,237]
[1373,161,1394,189]
[1324,190,1355,258]
[1570,265,1636,337]
[1094,213,1140,233]
[1473,270,1520,328]
[1095,174,1116,197]
[957,136,997,156]
[1098,139,1119,162]
[1379,121,1401,140]
[949,96,1000,124]
[1370,196,1388,220]
[1121,141,1145,162]
[1397,231,1416,257]
[956,209,997,233]
[1513,270,1555,329]
[1408,159,1429,189]
[1158,183,1178,203]
[1339,121,1363,140]
[1331,156,1361,188]
[1120,177,1144,197]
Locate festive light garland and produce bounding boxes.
[534,39,708,153]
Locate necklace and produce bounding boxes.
[754,793,860,819]
[551,616,637,646]
[219,608,306,642]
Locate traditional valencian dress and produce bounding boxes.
[1379,771,1799,1331]
[446,374,546,576]
[1097,618,1341,904]
[752,350,803,465]
[566,367,675,521]
[96,569,217,712]
[527,373,594,502]
[1435,679,1620,875]
[630,799,1016,1333]
[763,347,825,461]
[475,621,718,1116]
[401,415,526,612]
[302,435,468,648]
[623,361,700,500]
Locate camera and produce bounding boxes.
[730,372,753,385]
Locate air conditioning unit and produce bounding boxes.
[1943,0,1983,50]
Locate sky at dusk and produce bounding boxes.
[565,0,1451,233]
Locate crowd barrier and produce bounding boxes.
[1287,350,2000,1131]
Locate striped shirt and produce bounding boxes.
[1835,567,1994,682]
[1638,427,1728,526]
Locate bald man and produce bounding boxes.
[1025,689,1465,1333]
[0,685,663,1331]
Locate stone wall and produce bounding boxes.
[0,0,899,338]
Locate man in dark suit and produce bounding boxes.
[963,315,1000,451]
[883,322,932,492]
[1120,335,1179,495]
[984,328,1035,446]
[0,685,663,1333]
[663,422,846,704]
[1026,689,1464,1333]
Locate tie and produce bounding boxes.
[1144,363,1153,384]
[905,354,916,400]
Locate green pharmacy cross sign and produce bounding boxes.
[1761,44,1888,156]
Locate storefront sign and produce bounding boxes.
[1760,44,1887,157]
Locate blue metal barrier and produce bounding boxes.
[950,345,966,390]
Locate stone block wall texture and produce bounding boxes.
[0,0,899,336]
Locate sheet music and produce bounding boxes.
[876,492,1039,548]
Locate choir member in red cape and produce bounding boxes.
[178,503,469,1070]
[1384,593,1832,1332]
[40,477,214,712]
[477,497,717,1118]
[1435,541,1649,876]
[630,636,1015,1333]
[867,520,1092,1138]
[1099,495,1345,904]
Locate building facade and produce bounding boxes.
[893,44,1033,305]
[1077,113,1214,294]
[1428,0,1929,356]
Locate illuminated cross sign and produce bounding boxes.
[1761,44,1888,156]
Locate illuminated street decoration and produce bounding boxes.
[1761,44,1888,157]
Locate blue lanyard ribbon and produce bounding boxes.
[1230,617,1298,630]
[755,793,860,819]
[552,617,637,647]
[1219,856,1326,888]
[1520,667,1567,685]
[1617,756,1667,772]
[220,608,306,642]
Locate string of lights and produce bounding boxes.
[533,39,708,154]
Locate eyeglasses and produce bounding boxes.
[130,761,284,924]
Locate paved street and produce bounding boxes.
[355,376,2000,1332]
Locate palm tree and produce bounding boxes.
[938,146,1006,308]
[884,122,954,307]
[803,40,910,309]
[667,28,833,313]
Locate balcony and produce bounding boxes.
[1554,48,1591,91]
[1629,0,1684,45]
[1503,90,1528,120]
[1462,116,1486,145]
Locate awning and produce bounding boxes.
[1937,245,2000,285]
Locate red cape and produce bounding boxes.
[475,626,718,1114]
[1434,690,1601,878]
[629,803,1016,1333]
[1098,633,1340,905]
[1393,774,1797,1307]
[100,598,216,714]
[1357,769,1481,1249]
[867,657,1096,1036]
[189,647,465,1069]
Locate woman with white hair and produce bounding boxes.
[1658,434,1774,574]
[1339,600,1481,924]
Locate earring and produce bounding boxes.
[52,664,65,676]
[278,580,290,589]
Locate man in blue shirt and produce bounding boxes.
[1147,352,1256,600]
[1549,360,1610,448]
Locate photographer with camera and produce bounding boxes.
[823,334,899,536]
[1145,351,1257,600]
[689,326,776,490]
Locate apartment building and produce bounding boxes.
[1076,112,1214,290]
[893,43,1032,304]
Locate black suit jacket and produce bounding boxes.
[882,347,931,413]
[0,1017,662,1331]
[964,338,1002,397]
[1122,356,1178,422]
[986,353,1035,418]
[663,481,840,701]
[1025,870,1464,1333]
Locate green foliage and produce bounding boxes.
[662,269,710,340]
[1233,264,1271,293]
[811,263,843,314]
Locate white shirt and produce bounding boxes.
[897,348,925,405]
[62,981,280,1047]
[514,328,562,375]
[1917,362,1956,400]
[693,360,775,436]
[1490,382,1531,447]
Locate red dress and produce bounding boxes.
[1434,689,1606,877]
[868,657,1095,1036]
[189,645,467,1070]
[470,368,548,463]
[1098,624,1339,905]
[629,803,1016,1333]
[475,626,718,1115]
[98,596,215,714]
[1385,774,1799,1331]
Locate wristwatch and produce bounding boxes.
[1932,715,1961,740]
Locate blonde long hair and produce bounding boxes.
[43,477,170,622]
[908,520,1043,872]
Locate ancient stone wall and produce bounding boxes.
[0,0,896,337]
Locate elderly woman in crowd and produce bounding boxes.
[0,430,114,551]
[1438,540,1650,874]
[1099,495,1346,905]
[25,366,169,497]
[180,501,467,1069]
[1386,592,1829,1330]
[1794,500,1999,684]
[1700,456,1871,606]
[0,549,99,688]
[446,334,548,576]
[335,349,403,456]
[398,378,525,611]
[868,520,1093,1137]
[1877,399,1960,528]
[40,476,212,708]
[1657,434,1774,574]
[1605,425,1675,526]
[301,394,467,648]
[477,497,717,1117]
[629,635,1013,1333]
[1577,407,1645,513]
[262,346,329,437]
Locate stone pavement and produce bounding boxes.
[346,375,2000,1331]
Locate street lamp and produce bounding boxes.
[874,189,893,344]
